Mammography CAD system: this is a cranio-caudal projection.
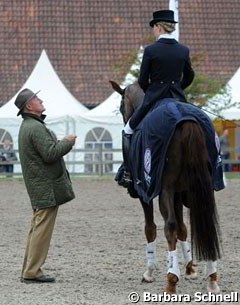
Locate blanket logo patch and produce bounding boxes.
[144,148,151,185]
[144,148,151,174]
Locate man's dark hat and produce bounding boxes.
[149,10,177,27]
[14,88,40,116]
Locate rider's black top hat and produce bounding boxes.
[149,10,178,27]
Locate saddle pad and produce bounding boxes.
[129,98,224,203]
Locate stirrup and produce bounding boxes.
[115,163,124,182]
[118,171,132,188]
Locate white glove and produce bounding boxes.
[123,120,134,135]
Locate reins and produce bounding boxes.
[187,101,240,128]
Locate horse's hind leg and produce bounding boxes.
[178,241,197,279]
[140,199,157,283]
[206,260,220,293]
[174,193,197,279]
[159,190,180,294]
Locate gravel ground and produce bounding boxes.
[0,177,239,305]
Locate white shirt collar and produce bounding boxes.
[157,33,174,40]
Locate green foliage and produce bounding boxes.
[113,49,139,76]
[185,53,240,115]
[185,73,223,106]
[113,34,152,79]
[185,72,240,117]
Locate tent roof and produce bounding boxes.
[85,91,121,118]
[220,67,240,120]
[85,47,144,122]
[228,66,240,104]
[0,50,88,118]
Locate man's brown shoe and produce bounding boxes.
[21,275,55,284]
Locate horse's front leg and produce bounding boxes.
[159,189,180,294]
[140,199,157,283]
[206,260,220,294]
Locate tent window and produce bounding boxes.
[0,129,14,173]
[84,127,113,174]
[0,129,13,149]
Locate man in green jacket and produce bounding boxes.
[15,88,76,283]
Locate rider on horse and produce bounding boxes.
[119,10,195,188]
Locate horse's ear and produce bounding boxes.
[109,80,124,96]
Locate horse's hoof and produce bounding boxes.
[207,281,220,294]
[164,273,178,294]
[185,272,198,280]
[164,289,176,295]
[142,264,156,283]
[207,273,220,294]
[185,262,198,279]
[142,275,155,283]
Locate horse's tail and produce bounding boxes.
[181,121,221,261]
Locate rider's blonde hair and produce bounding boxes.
[157,21,175,33]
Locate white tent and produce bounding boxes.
[203,67,240,121]
[220,67,240,120]
[84,91,123,123]
[0,50,123,174]
[0,49,88,119]
[0,49,90,143]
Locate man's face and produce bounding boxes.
[26,96,45,116]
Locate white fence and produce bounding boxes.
[1,148,240,177]
[0,148,122,177]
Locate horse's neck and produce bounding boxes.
[132,94,143,110]
[132,84,144,109]
[125,83,144,121]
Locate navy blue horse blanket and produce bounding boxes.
[129,98,224,203]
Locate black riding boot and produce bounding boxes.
[118,131,132,188]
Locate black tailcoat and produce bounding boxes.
[129,38,195,129]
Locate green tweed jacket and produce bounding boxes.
[18,114,75,209]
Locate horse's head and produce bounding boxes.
[110,80,144,124]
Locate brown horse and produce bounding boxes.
[110,80,222,294]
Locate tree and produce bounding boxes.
[184,53,239,116]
